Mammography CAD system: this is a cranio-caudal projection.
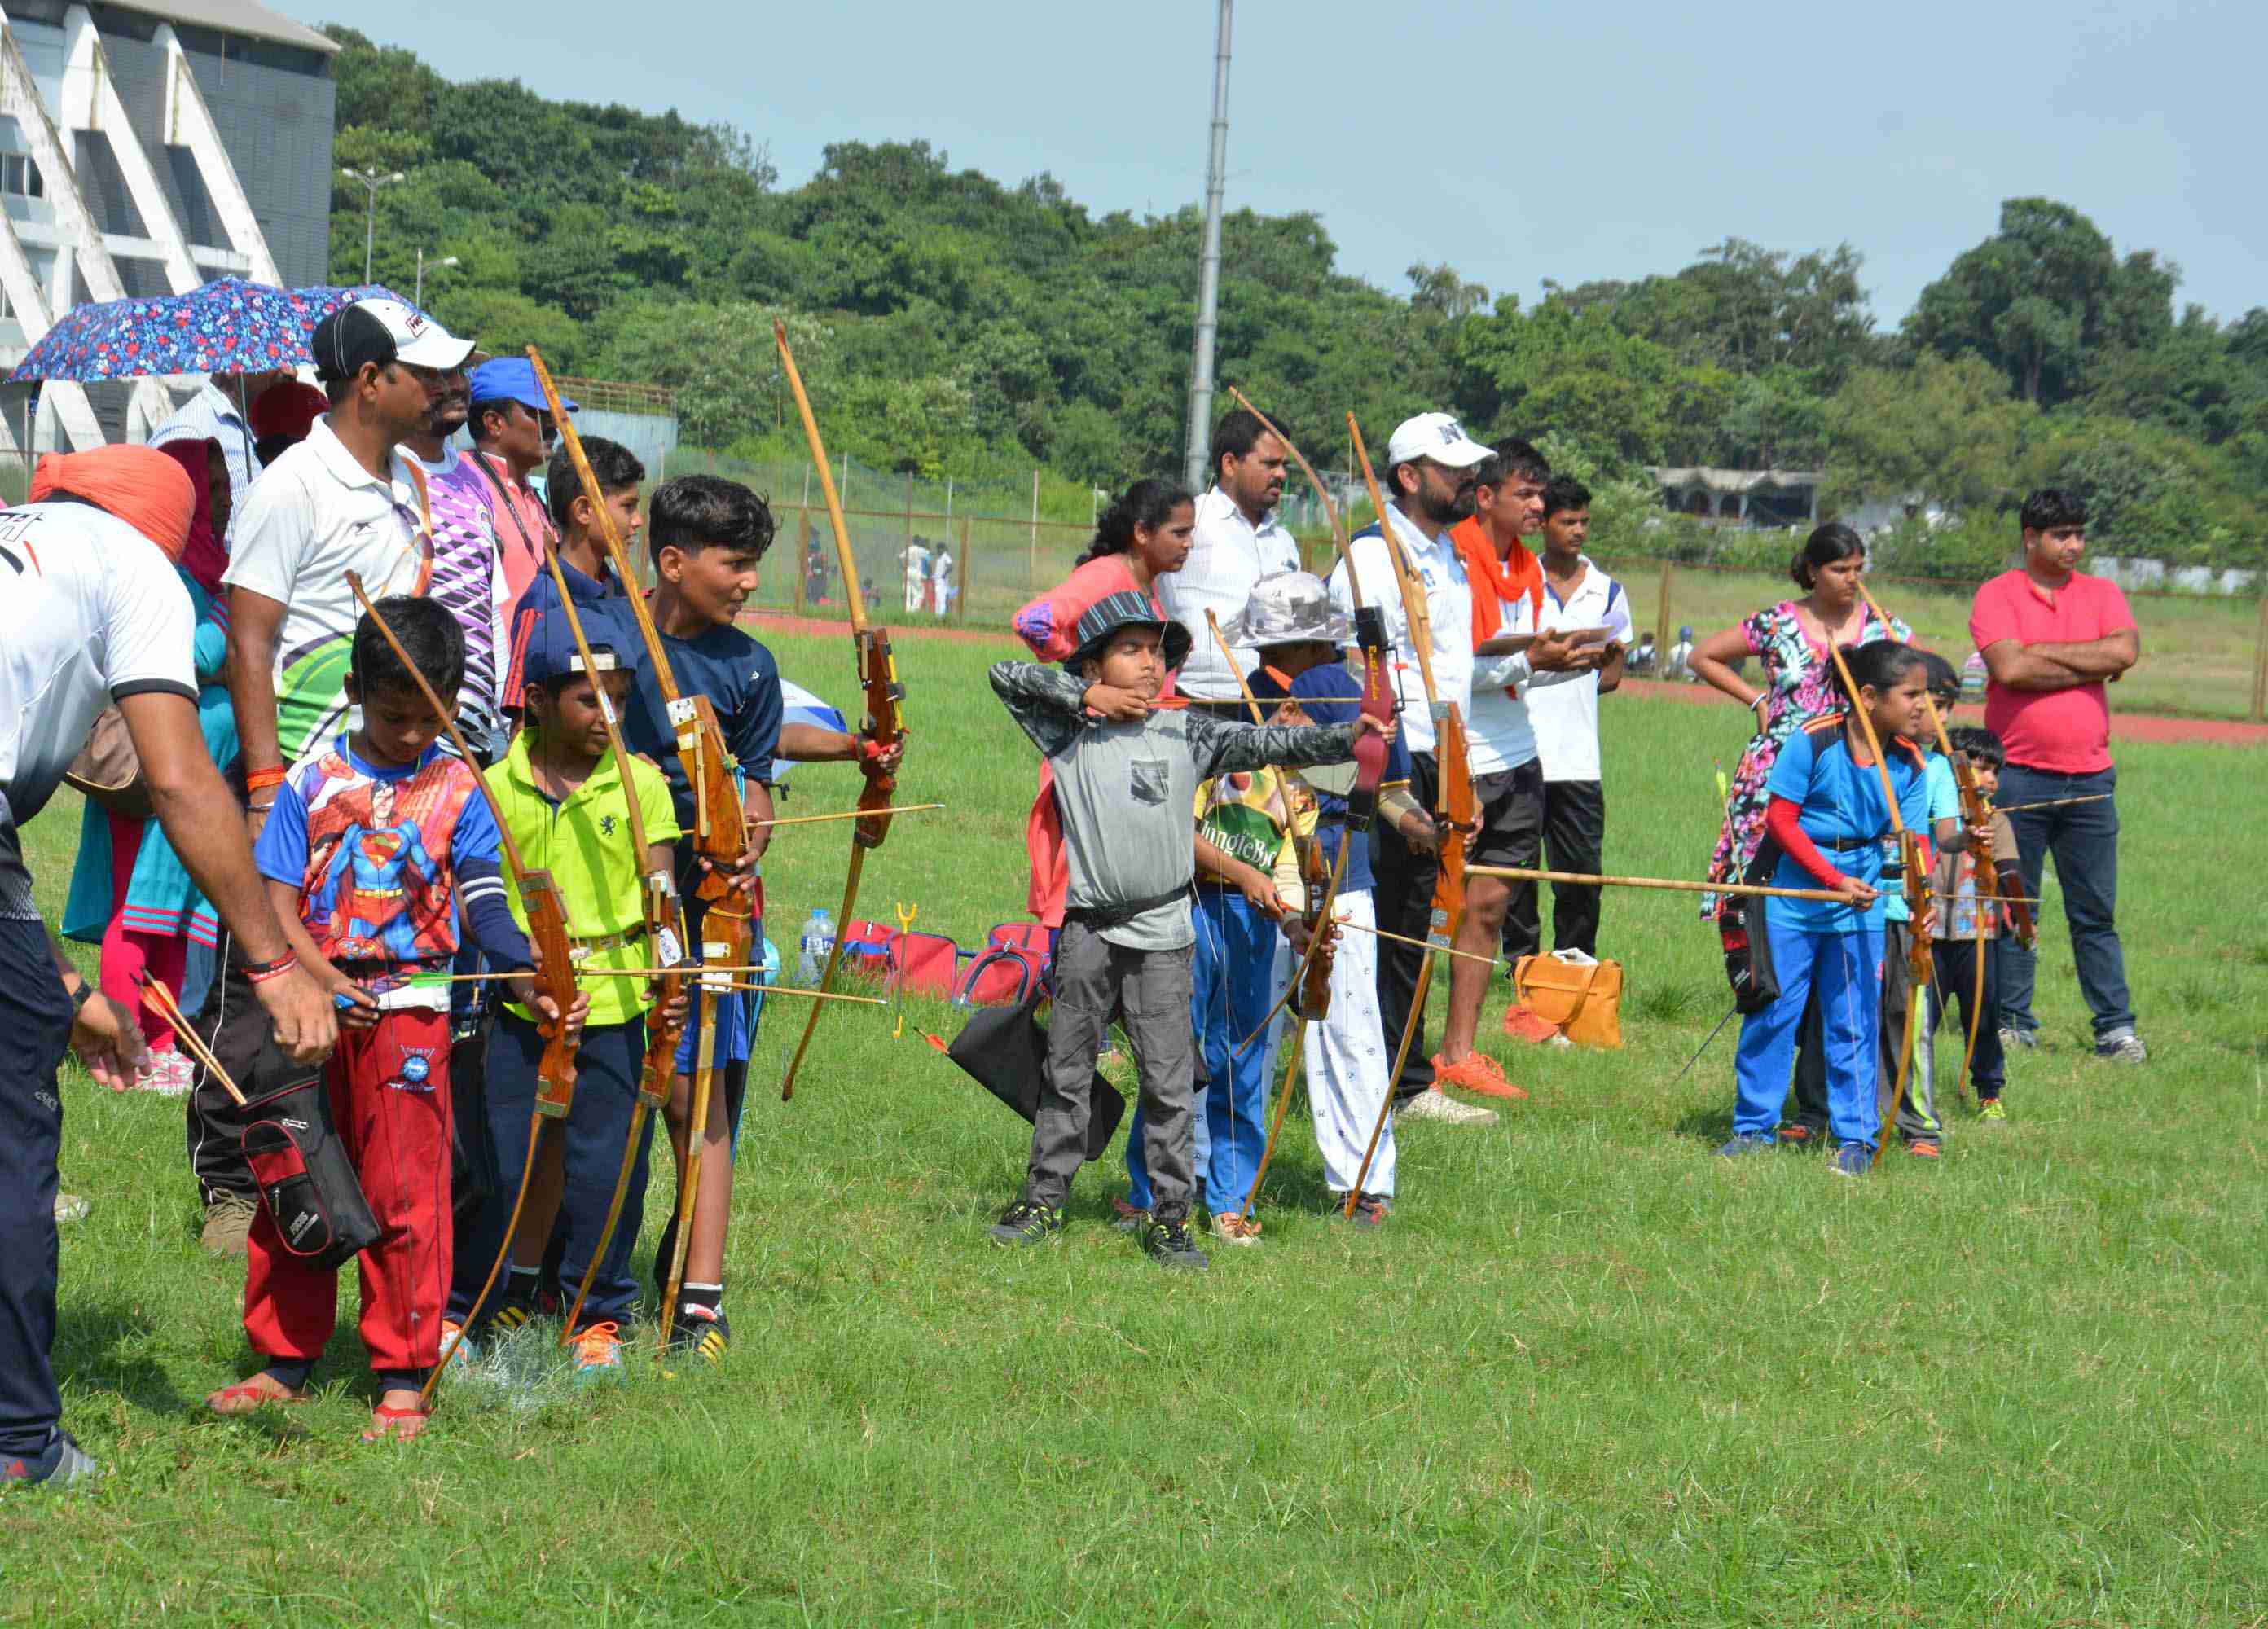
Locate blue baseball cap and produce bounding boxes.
[467,356,577,415]
[521,614,622,690]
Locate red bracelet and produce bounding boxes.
[245,765,288,792]
[244,951,299,986]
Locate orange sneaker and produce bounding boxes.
[1431,1051,1529,1100]
[1500,1005,1563,1046]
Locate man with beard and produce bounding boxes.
[402,361,510,762]
[1435,442,1614,1093]
[197,298,468,1256]
[1155,410,1302,701]
[1325,413,1493,1126]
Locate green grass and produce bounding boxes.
[13,623,2268,1626]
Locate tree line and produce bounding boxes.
[324,26,2268,574]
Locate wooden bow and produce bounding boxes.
[1817,635,1928,1142]
[774,319,905,1103]
[525,346,755,1355]
[346,575,580,1407]
[1344,413,1474,1216]
[1226,386,1390,829]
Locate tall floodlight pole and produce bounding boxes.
[1182,0,1233,494]
[341,167,407,283]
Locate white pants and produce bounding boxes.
[1302,889,1395,1198]
[905,579,925,613]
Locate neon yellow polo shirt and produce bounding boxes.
[485,730,682,1029]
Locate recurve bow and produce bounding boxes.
[347,576,581,1407]
[1345,413,1475,1216]
[773,318,904,1102]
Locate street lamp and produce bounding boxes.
[415,250,459,308]
[340,166,406,283]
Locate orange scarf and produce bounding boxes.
[1447,515,1544,646]
[31,446,195,561]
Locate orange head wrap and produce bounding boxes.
[29,444,196,561]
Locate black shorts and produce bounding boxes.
[1468,759,1545,870]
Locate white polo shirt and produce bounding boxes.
[223,416,433,762]
[1325,505,1472,757]
[1155,485,1301,700]
[1527,557,1633,784]
[0,503,196,917]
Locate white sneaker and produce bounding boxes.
[1396,1086,1498,1127]
[142,1048,194,1096]
[2094,1034,2148,1065]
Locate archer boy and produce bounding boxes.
[985,592,1393,1271]
[210,598,572,1443]
[612,475,780,1359]
[447,617,683,1380]
[500,435,646,713]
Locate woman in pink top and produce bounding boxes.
[1010,479,1195,924]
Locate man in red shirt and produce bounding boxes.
[1968,489,2144,1063]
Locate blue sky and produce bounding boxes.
[300,0,2262,327]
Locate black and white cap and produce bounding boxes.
[310,296,474,382]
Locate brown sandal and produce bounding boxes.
[361,1403,430,1443]
[205,1375,307,1416]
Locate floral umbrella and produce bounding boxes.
[8,277,411,383]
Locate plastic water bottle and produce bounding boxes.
[814,908,836,971]
[797,910,825,984]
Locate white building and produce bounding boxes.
[0,1,337,453]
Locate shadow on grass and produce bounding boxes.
[51,1298,191,1415]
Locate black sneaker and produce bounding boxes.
[667,1303,729,1363]
[987,1200,1064,1248]
[1141,1217,1210,1272]
[2,1429,99,1489]
[488,1276,538,1337]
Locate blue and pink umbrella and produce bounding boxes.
[8,277,413,383]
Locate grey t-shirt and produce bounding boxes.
[990,661,1359,950]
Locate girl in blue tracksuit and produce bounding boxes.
[1723,639,1932,1175]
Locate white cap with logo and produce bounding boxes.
[1385,411,1492,471]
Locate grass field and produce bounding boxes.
[13,621,2268,1626]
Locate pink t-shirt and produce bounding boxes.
[1969,568,2135,775]
[468,450,556,615]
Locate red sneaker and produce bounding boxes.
[1500,1005,1563,1046]
[1431,1051,1529,1100]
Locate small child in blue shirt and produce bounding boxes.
[1723,640,1934,1176]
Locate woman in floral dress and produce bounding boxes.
[1693,524,1909,920]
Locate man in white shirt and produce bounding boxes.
[1325,411,1488,1123]
[903,536,931,614]
[1156,410,1301,700]
[930,545,954,617]
[208,296,468,1249]
[1435,442,1608,1091]
[0,451,332,1487]
[1515,476,1632,963]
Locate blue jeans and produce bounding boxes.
[1996,764,2134,1043]
[1127,891,1277,1214]
[1734,923,1883,1148]
[451,1013,653,1330]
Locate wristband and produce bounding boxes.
[856,734,886,766]
[245,765,288,793]
[247,802,275,814]
[1747,692,1769,715]
[69,980,96,1014]
[244,951,300,986]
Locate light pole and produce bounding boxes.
[415,250,459,308]
[340,167,406,283]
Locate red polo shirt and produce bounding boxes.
[1968,567,2135,775]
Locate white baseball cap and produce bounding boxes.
[310,296,474,381]
[1385,411,1492,471]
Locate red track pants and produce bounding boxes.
[242,1009,453,1376]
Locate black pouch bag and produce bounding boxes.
[1721,842,1784,1016]
[239,1072,383,1271]
[947,988,1123,1161]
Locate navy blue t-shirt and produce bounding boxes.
[1248,659,1409,894]
[615,617,785,839]
[502,553,625,710]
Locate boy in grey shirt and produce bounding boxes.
[986,591,1392,1269]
